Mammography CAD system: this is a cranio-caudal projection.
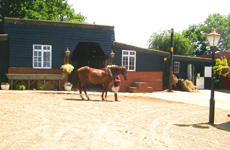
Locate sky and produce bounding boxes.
[68,0,230,48]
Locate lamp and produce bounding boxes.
[168,28,174,92]
[110,50,115,64]
[65,48,70,63]
[206,29,221,125]
[206,29,221,47]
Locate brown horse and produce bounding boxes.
[75,66,127,100]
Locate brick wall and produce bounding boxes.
[219,75,230,89]
[8,67,68,90]
[119,71,163,92]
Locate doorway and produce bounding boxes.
[68,42,107,90]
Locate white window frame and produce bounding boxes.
[122,50,136,71]
[174,61,180,74]
[33,44,52,69]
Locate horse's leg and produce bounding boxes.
[83,84,90,100]
[101,86,105,100]
[79,81,84,100]
[104,85,109,100]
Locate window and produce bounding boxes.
[122,50,136,71]
[174,61,180,73]
[33,45,52,69]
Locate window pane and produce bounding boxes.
[44,62,47,67]
[38,62,41,67]
[174,62,180,73]
[35,45,41,49]
[123,51,128,55]
[129,57,135,70]
[34,62,37,67]
[43,52,50,61]
[123,56,128,67]
[43,62,50,67]
[130,52,135,55]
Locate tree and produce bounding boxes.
[148,30,194,56]
[0,0,86,23]
[182,24,208,56]
[183,13,230,56]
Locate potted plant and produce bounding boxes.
[1,82,10,90]
[64,82,73,91]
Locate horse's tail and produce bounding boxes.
[72,69,79,91]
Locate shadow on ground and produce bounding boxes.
[64,98,116,103]
[174,123,210,129]
[174,121,230,132]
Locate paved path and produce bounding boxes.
[127,90,230,111]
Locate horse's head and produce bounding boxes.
[122,66,128,80]
[109,66,128,80]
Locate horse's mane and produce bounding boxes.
[107,66,126,77]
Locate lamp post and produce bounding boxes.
[168,28,174,92]
[110,50,115,65]
[65,48,70,63]
[206,29,221,124]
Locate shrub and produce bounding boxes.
[15,83,26,90]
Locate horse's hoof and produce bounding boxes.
[81,98,84,100]
[102,98,104,100]
[88,98,90,100]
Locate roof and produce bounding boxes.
[113,41,212,63]
[3,17,114,31]
[174,55,212,63]
[198,50,230,63]
[113,41,169,56]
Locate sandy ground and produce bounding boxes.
[0,91,230,150]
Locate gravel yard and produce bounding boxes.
[0,91,229,150]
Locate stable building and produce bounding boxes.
[0,17,212,91]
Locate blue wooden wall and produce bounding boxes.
[112,42,169,72]
[3,18,114,69]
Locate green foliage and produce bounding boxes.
[0,0,86,23]
[148,30,194,56]
[1,82,10,85]
[64,82,72,87]
[15,83,26,90]
[183,13,230,56]
[182,24,208,56]
[213,58,230,77]
[149,13,230,56]
[37,85,45,90]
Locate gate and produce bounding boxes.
[0,34,9,83]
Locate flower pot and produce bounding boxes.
[1,85,10,90]
[64,86,72,91]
